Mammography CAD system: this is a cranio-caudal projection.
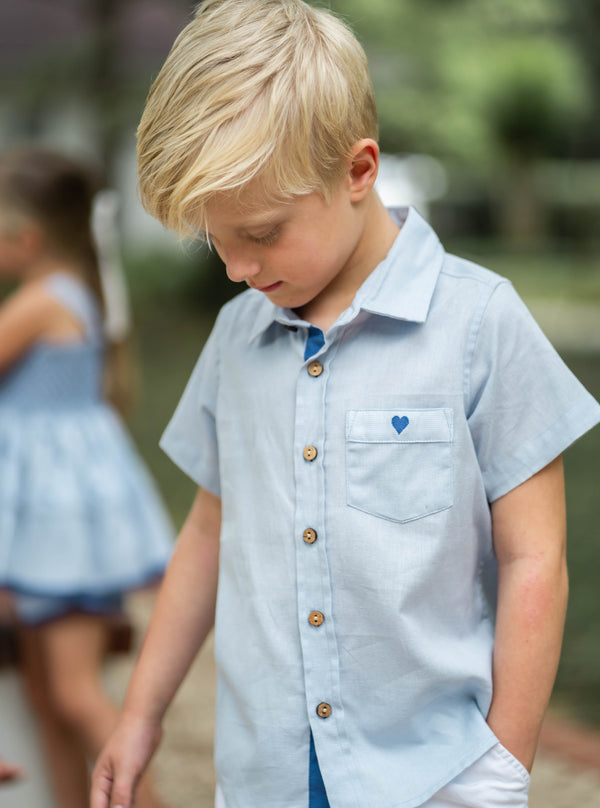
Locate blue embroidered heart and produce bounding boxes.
[392,415,409,435]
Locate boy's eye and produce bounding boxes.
[249,227,280,246]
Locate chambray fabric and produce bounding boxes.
[214,742,530,808]
[161,207,600,808]
[0,273,173,599]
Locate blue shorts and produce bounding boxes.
[13,592,124,627]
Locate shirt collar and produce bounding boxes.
[247,206,445,343]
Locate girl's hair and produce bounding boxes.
[137,0,378,238]
[0,147,136,415]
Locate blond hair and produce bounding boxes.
[137,0,377,237]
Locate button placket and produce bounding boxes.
[294,348,330,685]
[293,334,346,791]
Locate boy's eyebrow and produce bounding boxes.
[238,207,288,229]
[241,217,277,230]
[208,210,287,238]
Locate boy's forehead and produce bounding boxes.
[204,189,296,232]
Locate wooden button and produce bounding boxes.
[308,361,323,377]
[303,445,318,461]
[316,702,332,719]
[308,611,324,627]
[303,528,317,544]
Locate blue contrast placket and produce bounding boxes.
[303,325,330,807]
[294,318,342,805]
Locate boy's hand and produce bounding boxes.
[90,713,162,808]
[91,487,220,807]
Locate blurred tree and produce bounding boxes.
[87,0,121,178]
[1,0,595,250]
[324,0,592,242]
[0,0,192,182]
[566,0,600,158]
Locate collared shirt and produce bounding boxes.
[161,207,600,808]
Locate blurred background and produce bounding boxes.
[1,0,599,805]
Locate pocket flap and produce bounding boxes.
[346,408,453,444]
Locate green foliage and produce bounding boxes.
[125,243,238,313]
[477,40,588,158]
[128,299,213,527]
[444,243,600,303]
[316,0,591,168]
[554,354,600,723]
[4,0,596,179]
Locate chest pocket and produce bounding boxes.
[346,408,454,523]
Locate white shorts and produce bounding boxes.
[214,742,530,808]
[424,742,530,807]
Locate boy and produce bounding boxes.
[91,1,600,807]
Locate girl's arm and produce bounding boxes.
[487,455,568,772]
[0,282,79,372]
[0,283,52,371]
[91,487,221,808]
[0,758,24,783]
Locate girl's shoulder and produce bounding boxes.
[0,275,97,373]
[26,274,94,332]
[2,275,58,314]
[0,280,63,369]
[1,273,91,320]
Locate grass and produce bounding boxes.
[125,250,600,725]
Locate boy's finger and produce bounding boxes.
[109,772,138,808]
[90,773,111,808]
[90,765,132,808]
[110,789,132,807]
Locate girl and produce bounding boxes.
[0,757,23,783]
[0,146,172,808]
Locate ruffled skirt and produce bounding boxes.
[0,405,173,597]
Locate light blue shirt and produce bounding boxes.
[161,207,600,808]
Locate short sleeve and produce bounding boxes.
[466,281,600,502]
[159,318,221,497]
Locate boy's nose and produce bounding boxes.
[225,256,261,284]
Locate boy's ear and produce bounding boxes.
[347,139,379,202]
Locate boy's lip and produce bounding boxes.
[255,281,283,293]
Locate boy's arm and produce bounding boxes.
[486,455,568,772]
[91,487,221,808]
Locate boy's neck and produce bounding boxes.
[296,193,400,333]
